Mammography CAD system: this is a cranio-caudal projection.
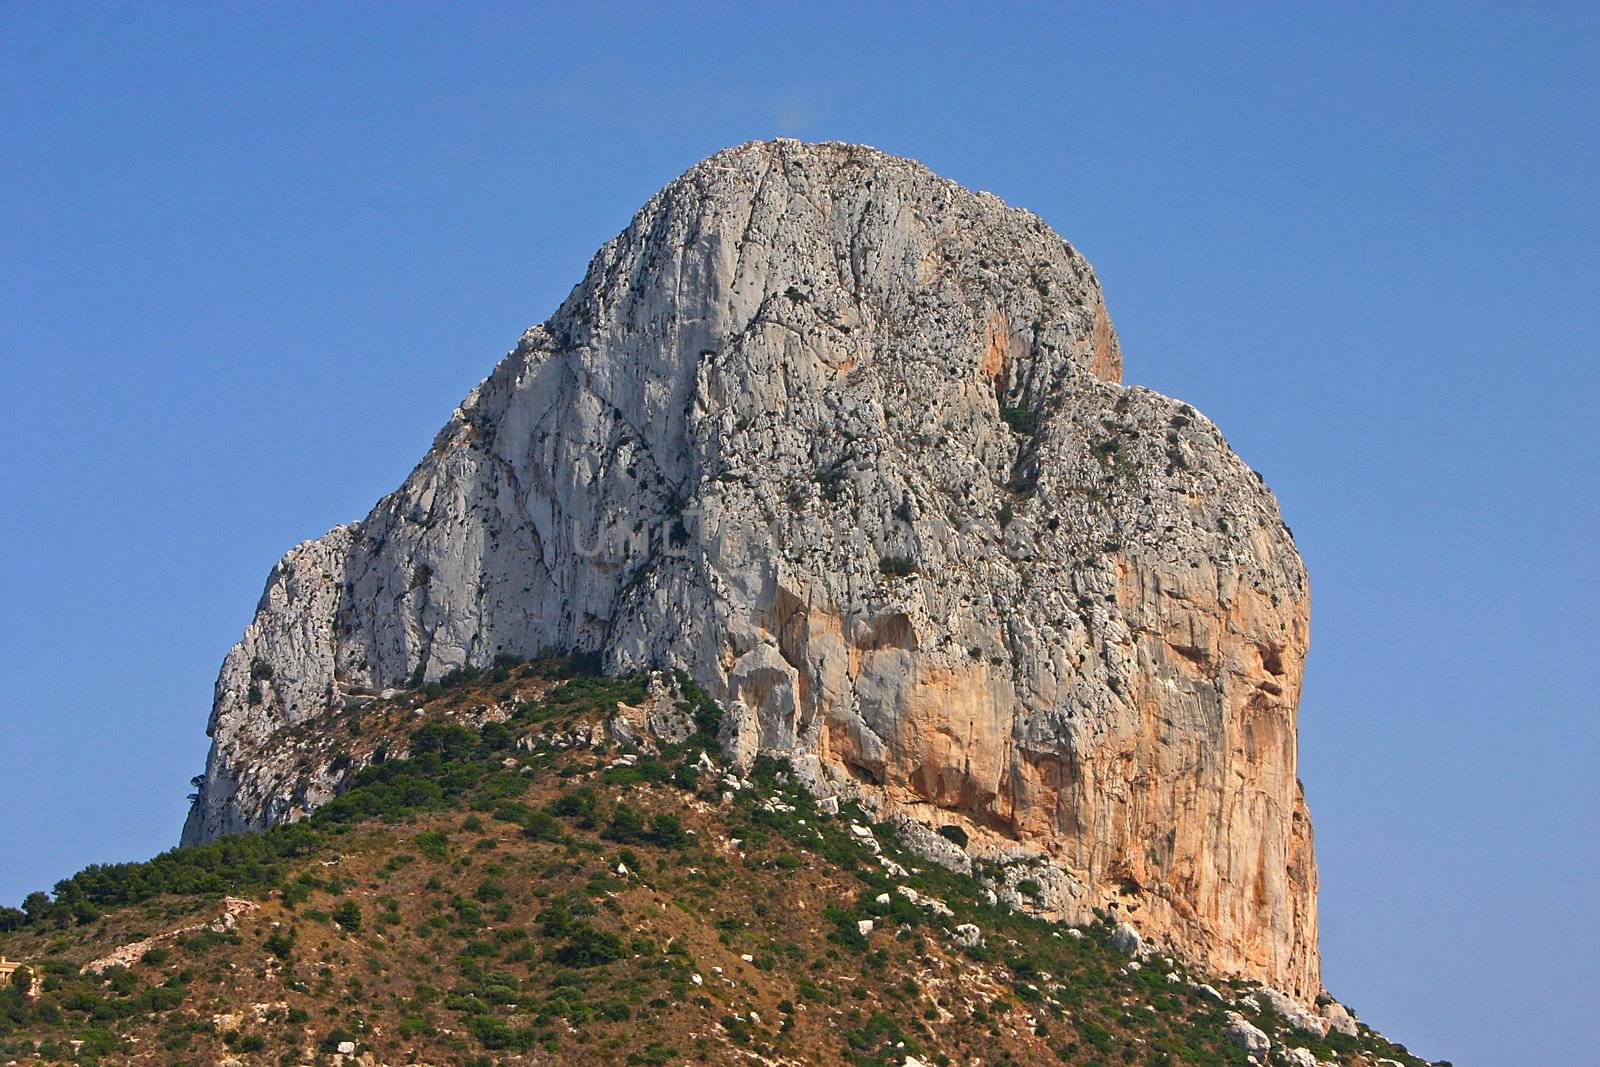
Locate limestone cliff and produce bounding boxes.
[183,139,1319,998]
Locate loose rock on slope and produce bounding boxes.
[184,139,1319,998]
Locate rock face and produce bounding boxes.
[183,139,1319,998]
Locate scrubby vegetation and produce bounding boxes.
[878,555,918,578]
[999,405,1038,435]
[0,661,1440,1066]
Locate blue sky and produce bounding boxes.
[2,4,1595,1062]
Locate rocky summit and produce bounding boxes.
[185,140,1318,1003]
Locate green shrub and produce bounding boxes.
[1000,406,1038,434]
[264,927,296,960]
[824,906,869,952]
[878,555,917,578]
[415,830,450,861]
[603,805,688,849]
[77,1024,119,1057]
[412,722,477,760]
[629,1042,676,1065]
[140,982,186,1011]
[332,900,362,931]
[674,672,724,739]
[549,788,600,823]
[551,922,626,967]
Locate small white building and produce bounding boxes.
[0,956,39,996]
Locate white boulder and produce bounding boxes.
[1223,1012,1270,1057]
[1110,921,1143,956]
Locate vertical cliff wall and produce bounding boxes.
[183,139,1319,997]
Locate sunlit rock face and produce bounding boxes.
[184,139,1319,998]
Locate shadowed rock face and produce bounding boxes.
[183,139,1319,997]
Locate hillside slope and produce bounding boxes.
[5,664,1439,1067]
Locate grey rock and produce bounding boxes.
[1223,1012,1271,1057]
[1321,999,1359,1037]
[184,138,1319,997]
[610,670,696,749]
[1111,922,1143,957]
[717,699,760,773]
[1247,987,1329,1037]
[888,813,972,873]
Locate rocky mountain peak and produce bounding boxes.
[184,140,1318,999]
[545,138,1121,387]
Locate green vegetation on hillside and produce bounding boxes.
[0,662,1442,1066]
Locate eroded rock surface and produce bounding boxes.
[184,139,1319,997]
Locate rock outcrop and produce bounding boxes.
[183,139,1319,997]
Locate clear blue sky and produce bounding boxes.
[2,4,1594,1062]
